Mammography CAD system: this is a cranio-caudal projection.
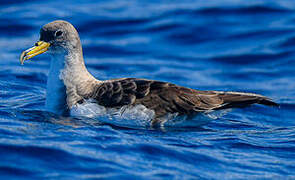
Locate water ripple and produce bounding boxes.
[0,0,294,179]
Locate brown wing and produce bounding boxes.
[84,78,278,118]
[84,78,151,107]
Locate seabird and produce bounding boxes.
[20,20,278,126]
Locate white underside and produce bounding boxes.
[70,99,230,127]
[70,99,156,127]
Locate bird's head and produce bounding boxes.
[20,20,81,65]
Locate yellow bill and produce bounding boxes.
[20,41,50,65]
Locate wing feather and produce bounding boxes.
[82,78,278,117]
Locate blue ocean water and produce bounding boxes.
[0,0,295,179]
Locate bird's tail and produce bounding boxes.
[215,91,279,109]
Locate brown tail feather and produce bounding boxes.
[258,97,279,106]
[215,91,278,109]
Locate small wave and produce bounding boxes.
[195,5,291,15]
[0,19,34,37]
[210,52,290,64]
[156,5,291,21]
[0,166,34,177]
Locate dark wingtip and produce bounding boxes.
[259,98,279,107]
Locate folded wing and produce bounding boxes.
[83,78,278,118]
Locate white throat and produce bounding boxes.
[45,50,97,115]
[45,53,67,115]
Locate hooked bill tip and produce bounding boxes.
[20,51,27,65]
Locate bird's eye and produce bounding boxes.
[55,30,63,37]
